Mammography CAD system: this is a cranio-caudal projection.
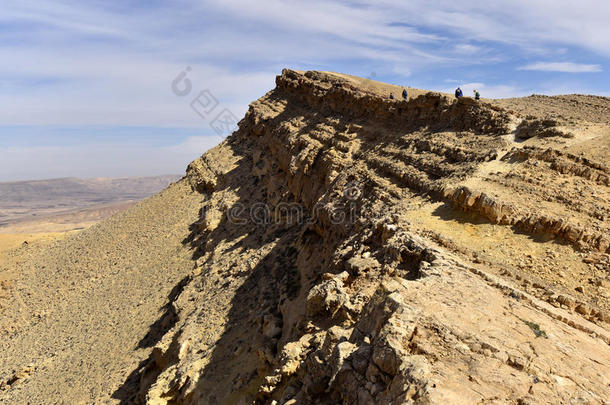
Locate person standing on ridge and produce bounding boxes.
[474,89,480,100]
[402,88,408,100]
[455,87,463,98]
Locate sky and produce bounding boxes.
[1,0,609,181]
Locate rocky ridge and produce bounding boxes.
[135,70,609,404]
[0,69,608,404]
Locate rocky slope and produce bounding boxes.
[1,70,608,404]
[0,181,202,403]
[137,70,609,404]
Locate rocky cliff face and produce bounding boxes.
[133,70,609,404]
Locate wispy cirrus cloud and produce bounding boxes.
[518,62,603,73]
[2,0,608,129]
[0,0,609,180]
[363,0,610,57]
[0,134,220,181]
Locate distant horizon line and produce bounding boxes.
[0,173,183,185]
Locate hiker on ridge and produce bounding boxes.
[474,89,480,100]
[455,87,463,98]
[402,88,408,100]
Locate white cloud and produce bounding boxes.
[0,135,220,181]
[1,0,608,128]
[201,0,442,48]
[518,62,602,73]
[453,44,482,54]
[1,0,609,179]
[364,0,610,57]
[0,48,274,126]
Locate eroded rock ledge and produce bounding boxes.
[276,69,513,135]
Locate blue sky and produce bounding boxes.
[1,0,609,181]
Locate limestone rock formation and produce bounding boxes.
[137,70,609,404]
[1,70,608,404]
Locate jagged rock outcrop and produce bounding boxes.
[276,70,513,135]
[133,70,610,404]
